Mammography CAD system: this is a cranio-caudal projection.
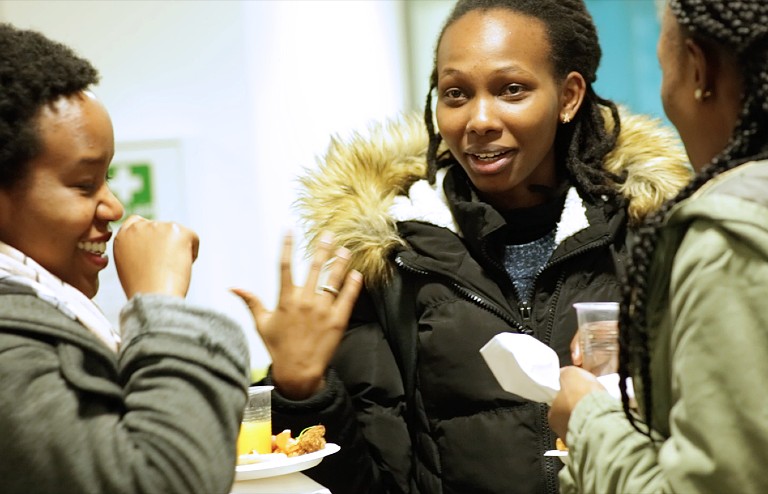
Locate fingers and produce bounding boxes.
[315,247,353,298]
[119,214,145,229]
[113,216,197,298]
[333,269,364,315]
[571,331,582,366]
[312,235,363,309]
[277,233,295,302]
[315,257,339,297]
[248,231,363,320]
[190,231,200,261]
[231,287,262,312]
[166,222,199,263]
[302,233,336,300]
[231,287,267,322]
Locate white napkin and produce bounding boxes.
[594,372,635,401]
[480,333,561,404]
[480,332,634,404]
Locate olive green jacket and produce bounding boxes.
[560,160,768,493]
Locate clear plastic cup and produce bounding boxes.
[573,302,619,376]
[236,385,274,455]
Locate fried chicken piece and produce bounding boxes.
[273,425,327,457]
[294,425,326,456]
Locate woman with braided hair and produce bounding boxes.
[549,1,768,492]
[234,0,690,492]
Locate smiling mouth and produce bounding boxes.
[470,150,510,161]
[78,241,107,256]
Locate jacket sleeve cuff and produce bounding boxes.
[119,293,250,371]
[567,390,622,445]
[264,367,343,412]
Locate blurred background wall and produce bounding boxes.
[0,0,666,370]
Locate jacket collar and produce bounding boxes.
[296,108,692,286]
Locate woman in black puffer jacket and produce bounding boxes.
[234,1,692,493]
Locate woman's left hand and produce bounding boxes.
[548,366,606,442]
[231,233,363,400]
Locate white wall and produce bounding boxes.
[403,0,453,109]
[0,0,409,370]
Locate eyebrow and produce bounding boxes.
[439,65,532,78]
[77,155,111,167]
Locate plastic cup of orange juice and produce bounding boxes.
[237,385,273,456]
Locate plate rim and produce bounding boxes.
[543,449,568,457]
[543,448,569,465]
[234,443,340,481]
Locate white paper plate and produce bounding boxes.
[235,443,340,481]
[544,449,568,464]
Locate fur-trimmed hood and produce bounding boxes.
[296,109,692,285]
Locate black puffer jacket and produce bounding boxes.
[266,111,691,494]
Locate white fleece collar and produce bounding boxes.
[555,187,590,244]
[389,167,589,246]
[389,167,459,233]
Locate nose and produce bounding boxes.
[98,185,125,223]
[467,96,502,136]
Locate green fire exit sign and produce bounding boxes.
[109,162,154,219]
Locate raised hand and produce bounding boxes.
[113,215,199,300]
[232,233,363,400]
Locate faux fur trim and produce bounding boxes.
[296,108,692,285]
[600,109,693,223]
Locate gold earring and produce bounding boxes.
[561,113,571,124]
[694,88,712,101]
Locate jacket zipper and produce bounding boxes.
[483,236,611,494]
[540,275,566,494]
[538,238,613,494]
[525,234,613,339]
[533,238,607,341]
[479,242,534,331]
[396,253,560,494]
[394,256,527,333]
[542,271,566,346]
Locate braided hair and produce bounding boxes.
[0,23,99,188]
[423,0,623,204]
[618,0,768,437]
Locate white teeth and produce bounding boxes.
[474,150,505,159]
[78,241,107,255]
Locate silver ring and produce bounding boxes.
[317,284,340,296]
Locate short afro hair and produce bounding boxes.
[0,23,99,187]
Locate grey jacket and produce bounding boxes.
[0,286,250,494]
